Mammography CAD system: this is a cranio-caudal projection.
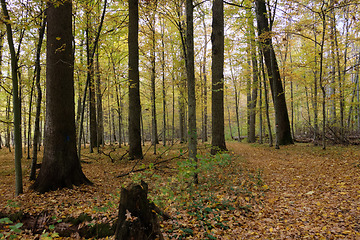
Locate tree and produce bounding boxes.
[128,0,143,159]
[1,0,23,196]
[211,0,227,154]
[186,0,198,183]
[31,0,91,193]
[30,13,46,181]
[255,0,293,146]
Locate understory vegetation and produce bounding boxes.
[1,141,360,239]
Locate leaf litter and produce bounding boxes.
[0,142,359,239]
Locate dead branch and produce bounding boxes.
[116,150,188,178]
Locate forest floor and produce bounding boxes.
[0,141,360,239]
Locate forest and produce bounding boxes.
[1,0,360,239]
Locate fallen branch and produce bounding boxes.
[116,150,188,178]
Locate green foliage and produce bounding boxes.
[0,217,23,239]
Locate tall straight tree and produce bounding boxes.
[211,0,227,154]
[186,0,198,184]
[31,0,91,193]
[128,0,143,159]
[255,0,293,146]
[1,0,23,195]
[86,3,98,153]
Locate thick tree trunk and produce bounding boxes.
[255,0,293,146]
[211,0,227,154]
[31,0,91,193]
[114,181,163,240]
[128,0,143,159]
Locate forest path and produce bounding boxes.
[227,142,360,239]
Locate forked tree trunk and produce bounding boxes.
[255,0,293,146]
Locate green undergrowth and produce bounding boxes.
[130,150,267,239]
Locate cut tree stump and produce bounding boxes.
[114,181,164,240]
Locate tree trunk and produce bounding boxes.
[186,0,198,184]
[211,0,227,154]
[260,52,273,147]
[248,11,259,143]
[30,15,46,181]
[150,9,159,147]
[96,47,104,149]
[128,0,143,159]
[202,11,208,143]
[161,19,166,147]
[1,0,23,195]
[114,181,163,240]
[6,96,11,151]
[31,0,91,193]
[255,0,293,146]
[86,9,97,153]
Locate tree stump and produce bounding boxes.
[114,181,163,240]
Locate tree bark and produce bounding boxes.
[186,0,198,184]
[211,0,227,154]
[1,0,23,195]
[30,15,46,181]
[31,0,91,193]
[255,0,293,146]
[114,181,163,240]
[128,0,143,159]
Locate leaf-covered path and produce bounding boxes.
[227,142,360,239]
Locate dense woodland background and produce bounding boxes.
[0,0,359,156]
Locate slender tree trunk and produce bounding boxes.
[186,0,198,184]
[260,52,273,147]
[1,0,23,195]
[6,96,11,151]
[161,19,166,147]
[150,9,159,147]
[30,15,46,181]
[319,10,327,150]
[77,0,106,159]
[259,72,263,144]
[202,12,208,143]
[27,77,35,159]
[313,22,319,143]
[86,10,97,153]
[248,9,258,143]
[96,47,104,149]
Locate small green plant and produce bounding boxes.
[0,217,23,239]
[40,229,59,240]
[6,200,20,208]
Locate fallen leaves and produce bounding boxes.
[0,142,360,239]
